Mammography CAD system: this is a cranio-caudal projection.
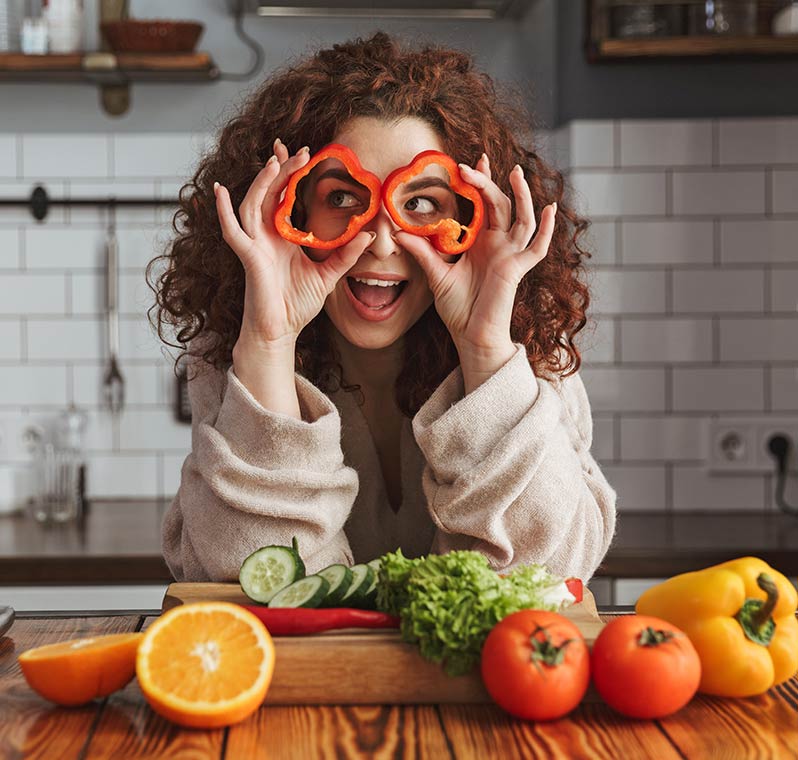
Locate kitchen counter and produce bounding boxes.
[2,501,798,584]
[2,609,795,759]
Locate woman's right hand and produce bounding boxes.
[214,138,373,353]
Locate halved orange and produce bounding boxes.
[136,601,275,729]
[18,632,143,706]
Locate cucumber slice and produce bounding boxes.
[268,575,330,609]
[339,564,375,607]
[316,564,354,607]
[239,538,305,604]
[359,570,379,610]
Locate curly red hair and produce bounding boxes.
[149,31,592,416]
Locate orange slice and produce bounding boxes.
[18,632,143,706]
[136,602,275,729]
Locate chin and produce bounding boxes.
[335,323,407,350]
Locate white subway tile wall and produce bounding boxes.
[562,117,798,512]
[0,132,211,502]
[773,171,798,215]
[1,120,796,510]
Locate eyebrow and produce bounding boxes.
[401,177,453,194]
[314,168,367,189]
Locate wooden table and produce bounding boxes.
[2,611,797,759]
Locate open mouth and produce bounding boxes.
[346,277,408,310]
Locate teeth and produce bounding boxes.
[353,277,403,287]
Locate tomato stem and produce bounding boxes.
[637,626,677,647]
[529,624,572,669]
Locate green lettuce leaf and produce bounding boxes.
[375,549,570,676]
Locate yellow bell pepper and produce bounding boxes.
[636,557,798,698]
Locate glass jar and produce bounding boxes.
[688,0,758,35]
[28,405,87,523]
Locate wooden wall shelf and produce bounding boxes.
[591,34,798,60]
[0,52,219,84]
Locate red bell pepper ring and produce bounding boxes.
[382,149,484,255]
[239,605,400,636]
[273,143,382,250]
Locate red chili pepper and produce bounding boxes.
[273,143,382,250]
[382,150,484,255]
[239,605,400,636]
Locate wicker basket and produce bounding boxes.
[100,20,204,54]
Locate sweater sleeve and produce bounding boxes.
[411,343,616,582]
[161,360,359,582]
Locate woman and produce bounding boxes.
[151,32,616,583]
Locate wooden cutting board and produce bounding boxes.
[162,583,604,705]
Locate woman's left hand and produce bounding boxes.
[394,153,557,362]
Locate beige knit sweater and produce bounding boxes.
[162,342,616,583]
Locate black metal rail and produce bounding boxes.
[0,184,179,220]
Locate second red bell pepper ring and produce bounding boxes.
[382,150,484,255]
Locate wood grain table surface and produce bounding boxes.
[2,611,797,759]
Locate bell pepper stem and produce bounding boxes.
[751,573,779,630]
[735,572,778,647]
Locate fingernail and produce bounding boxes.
[299,146,310,155]
[213,181,220,193]
[512,164,522,174]
[482,153,489,163]
[274,137,282,150]
[552,201,558,213]
[458,163,474,173]
[267,154,278,165]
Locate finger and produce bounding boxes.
[392,230,452,291]
[261,147,311,230]
[273,136,290,165]
[517,202,557,274]
[317,230,376,288]
[214,182,255,266]
[476,152,491,181]
[238,155,280,237]
[508,164,537,249]
[458,163,512,232]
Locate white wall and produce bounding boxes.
[1,116,797,510]
[561,117,798,512]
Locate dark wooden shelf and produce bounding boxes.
[590,34,798,60]
[0,51,219,83]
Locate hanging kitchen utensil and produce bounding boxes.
[103,201,125,415]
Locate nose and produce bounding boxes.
[361,203,401,259]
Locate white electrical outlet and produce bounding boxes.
[707,417,798,474]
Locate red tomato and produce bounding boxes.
[591,614,701,719]
[480,609,590,721]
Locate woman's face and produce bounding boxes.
[308,116,457,351]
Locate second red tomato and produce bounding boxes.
[591,614,701,719]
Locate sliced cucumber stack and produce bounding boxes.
[316,564,354,607]
[339,564,375,608]
[268,575,330,608]
[239,537,305,604]
[357,558,382,609]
